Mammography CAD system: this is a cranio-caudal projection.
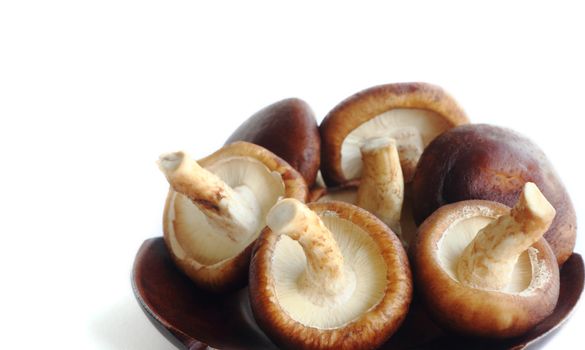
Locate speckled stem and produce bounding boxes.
[158,151,259,242]
[457,182,556,291]
[266,198,349,305]
[357,137,404,236]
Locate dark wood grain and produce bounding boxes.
[132,237,584,350]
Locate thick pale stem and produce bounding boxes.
[357,137,404,236]
[389,127,424,183]
[457,182,556,291]
[158,151,260,242]
[266,199,352,306]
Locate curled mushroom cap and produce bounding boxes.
[412,183,560,338]
[249,199,412,350]
[159,142,307,292]
[320,82,468,186]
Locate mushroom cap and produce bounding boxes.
[163,142,308,292]
[226,98,321,187]
[412,200,560,338]
[320,82,468,186]
[412,123,576,266]
[249,201,412,350]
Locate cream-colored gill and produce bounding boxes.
[456,183,556,291]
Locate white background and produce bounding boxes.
[1,1,583,349]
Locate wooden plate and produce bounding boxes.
[132,237,584,350]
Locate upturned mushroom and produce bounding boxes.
[412,182,560,338]
[226,98,321,187]
[249,199,412,350]
[158,141,308,292]
[317,83,469,246]
[412,123,576,266]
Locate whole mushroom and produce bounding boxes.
[317,83,469,246]
[249,199,412,350]
[158,141,307,292]
[412,124,576,265]
[412,182,560,338]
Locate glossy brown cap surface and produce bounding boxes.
[412,124,576,266]
[226,98,321,187]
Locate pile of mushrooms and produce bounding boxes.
[155,83,578,349]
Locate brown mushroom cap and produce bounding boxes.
[412,200,560,338]
[411,124,576,266]
[163,142,308,292]
[249,201,412,350]
[226,98,321,187]
[320,82,468,186]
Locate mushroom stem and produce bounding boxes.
[457,182,556,291]
[158,151,260,242]
[357,137,404,236]
[266,198,354,306]
[389,126,424,182]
